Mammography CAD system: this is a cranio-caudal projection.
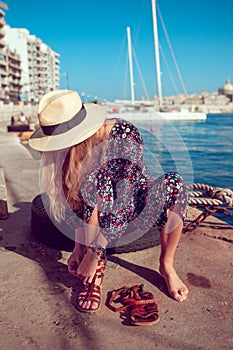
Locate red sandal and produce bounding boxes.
[76,258,106,313]
[107,284,162,326]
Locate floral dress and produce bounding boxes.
[67,119,188,243]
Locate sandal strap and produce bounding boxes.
[94,258,107,283]
[76,257,107,311]
[107,286,129,312]
[107,284,162,312]
[123,297,162,306]
[78,284,101,303]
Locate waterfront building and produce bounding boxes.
[203,91,229,105]
[5,46,21,103]
[0,9,24,104]
[218,79,233,103]
[4,25,60,104]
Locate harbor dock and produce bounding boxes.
[0,131,232,350]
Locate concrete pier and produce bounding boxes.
[0,168,8,219]
[0,131,232,350]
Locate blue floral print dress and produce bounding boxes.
[67,119,188,242]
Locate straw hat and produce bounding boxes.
[29,89,106,151]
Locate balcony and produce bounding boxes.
[0,39,5,48]
[8,50,19,59]
[9,87,20,93]
[10,78,21,85]
[1,77,9,86]
[0,59,6,66]
[0,68,7,76]
[9,72,21,80]
[0,17,5,28]
[0,47,6,55]
[9,62,22,70]
[0,27,4,38]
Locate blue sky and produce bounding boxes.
[4,0,233,101]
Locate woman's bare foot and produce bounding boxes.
[77,259,106,312]
[159,263,189,302]
[77,275,102,311]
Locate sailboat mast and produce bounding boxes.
[126,26,135,103]
[151,0,162,107]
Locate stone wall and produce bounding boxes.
[0,102,38,123]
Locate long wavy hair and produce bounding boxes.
[41,122,108,222]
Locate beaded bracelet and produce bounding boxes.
[87,228,107,261]
[88,245,106,261]
[88,246,106,261]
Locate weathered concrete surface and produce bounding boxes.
[0,168,8,219]
[0,131,232,350]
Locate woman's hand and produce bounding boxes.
[76,250,99,285]
[67,243,86,276]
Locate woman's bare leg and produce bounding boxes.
[77,211,108,311]
[159,209,189,302]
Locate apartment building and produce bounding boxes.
[0,9,25,104]
[6,47,21,103]
[0,9,8,102]
[4,25,60,104]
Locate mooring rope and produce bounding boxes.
[184,183,233,232]
[187,183,233,207]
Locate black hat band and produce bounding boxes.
[41,104,86,136]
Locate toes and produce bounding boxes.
[79,300,90,310]
[180,286,188,295]
[180,288,189,301]
[78,299,85,309]
[78,298,98,311]
[173,288,189,302]
[90,302,98,310]
[171,290,183,302]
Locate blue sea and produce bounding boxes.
[135,114,233,226]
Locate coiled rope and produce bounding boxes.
[184,183,233,232]
[187,183,233,207]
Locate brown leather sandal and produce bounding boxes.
[107,284,162,326]
[76,258,106,313]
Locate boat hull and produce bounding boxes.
[107,111,207,121]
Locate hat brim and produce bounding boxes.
[29,103,107,152]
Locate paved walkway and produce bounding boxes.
[0,131,232,350]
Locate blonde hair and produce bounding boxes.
[41,123,108,222]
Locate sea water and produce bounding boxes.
[136,114,233,226]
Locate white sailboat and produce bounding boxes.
[106,0,207,121]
